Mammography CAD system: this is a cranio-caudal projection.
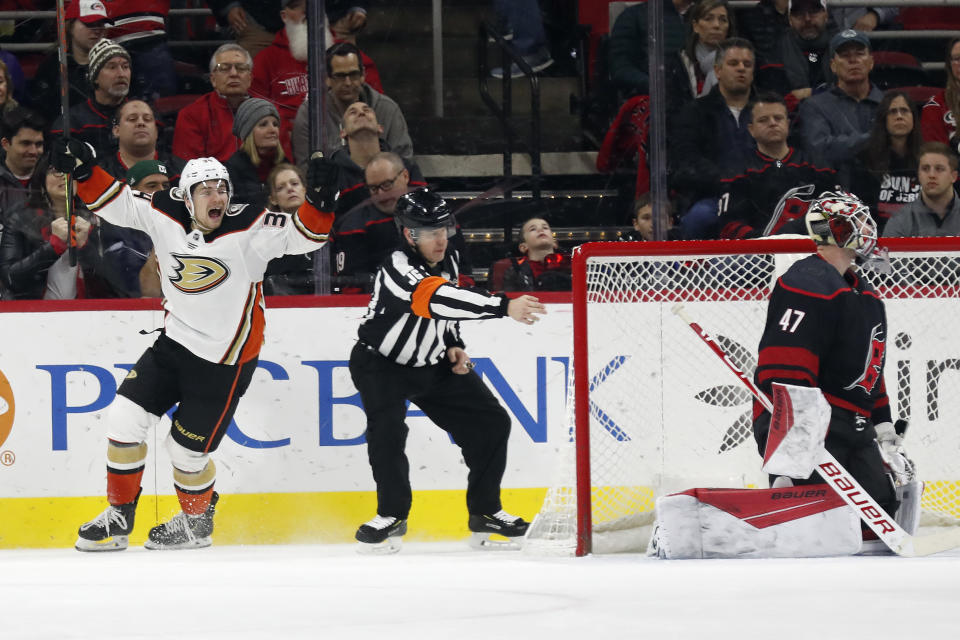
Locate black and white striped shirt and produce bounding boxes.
[357,245,510,367]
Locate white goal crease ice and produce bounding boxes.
[524,238,960,556]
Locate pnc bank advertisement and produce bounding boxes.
[0,301,574,547]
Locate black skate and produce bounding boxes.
[144,492,218,550]
[468,510,529,550]
[355,515,407,554]
[75,489,141,552]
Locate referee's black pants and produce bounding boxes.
[349,342,512,520]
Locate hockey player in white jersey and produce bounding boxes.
[52,139,334,551]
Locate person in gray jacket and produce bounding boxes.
[798,29,883,167]
[884,142,960,237]
[291,42,412,165]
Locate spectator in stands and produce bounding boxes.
[330,151,419,293]
[225,98,285,206]
[609,0,692,97]
[0,154,107,299]
[104,0,177,99]
[490,0,554,79]
[319,101,424,221]
[51,38,131,153]
[130,161,173,298]
[920,38,960,154]
[883,142,960,237]
[0,107,45,219]
[669,38,757,239]
[665,0,733,122]
[172,44,251,163]
[0,52,24,107]
[737,0,789,75]
[0,60,18,115]
[798,29,883,168]
[30,0,107,123]
[845,91,921,234]
[292,42,412,163]
[261,163,314,295]
[209,0,369,58]
[499,217,571,292]
[780,0,835,103]
[831,6,898,32]
[718,92,837,239]
[99,99,183,182]
[250,0,333,159]
[620,194,656,241]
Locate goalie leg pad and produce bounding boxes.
[648,485,862,559]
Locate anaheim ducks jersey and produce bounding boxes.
[77,166,333,365]
[754,254,891,424]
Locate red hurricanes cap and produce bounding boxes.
[66,0,108,25]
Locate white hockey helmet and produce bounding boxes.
[176,157,233,207]
[805,191,878,260]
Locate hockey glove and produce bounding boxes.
[306,154,338,211]
[875,420,916,485]
[52,137,97,182]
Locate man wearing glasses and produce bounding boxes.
[292,42,412,164]
[173,44,253,163]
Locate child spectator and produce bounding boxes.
[499,216,571,291]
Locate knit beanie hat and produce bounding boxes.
[232,98,280,141]
[126,160,169,188]
[87,38,131,87]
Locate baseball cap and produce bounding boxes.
[788,0,826,14]
[66,0,108,25]
[830,29,871,57]
[126,160,170,188]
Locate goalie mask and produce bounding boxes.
[394,188,456,240]
[805,191,878,260]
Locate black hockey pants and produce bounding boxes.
[348,342,512,520]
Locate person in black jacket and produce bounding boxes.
[669,37,757,239]
[0,154,110,299]
[718,92,837,239]
[224,98,285,208]
[844,90,922,234]
[500,216,571,292]
[665,0,733,125]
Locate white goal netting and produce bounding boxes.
[525,238,960,555]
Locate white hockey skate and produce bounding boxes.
[468,510,529,550]
[355,515,407,554]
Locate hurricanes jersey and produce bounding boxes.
[755,253,891,424]
[77,166,333,365]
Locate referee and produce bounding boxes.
[349,188,546,553]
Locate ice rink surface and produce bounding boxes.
[2,542,959,640]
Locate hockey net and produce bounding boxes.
[525,237,960,556]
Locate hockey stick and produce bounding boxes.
[672,303,960,557]
[55,0,77,267]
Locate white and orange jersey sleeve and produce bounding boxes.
[248,201,335,262]
[76,166,157,233]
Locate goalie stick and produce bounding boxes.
[671,303,960,557]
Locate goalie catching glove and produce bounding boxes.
[875,420,916,486]
[51,137,97,182]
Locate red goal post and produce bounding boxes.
[524,237,960,556]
